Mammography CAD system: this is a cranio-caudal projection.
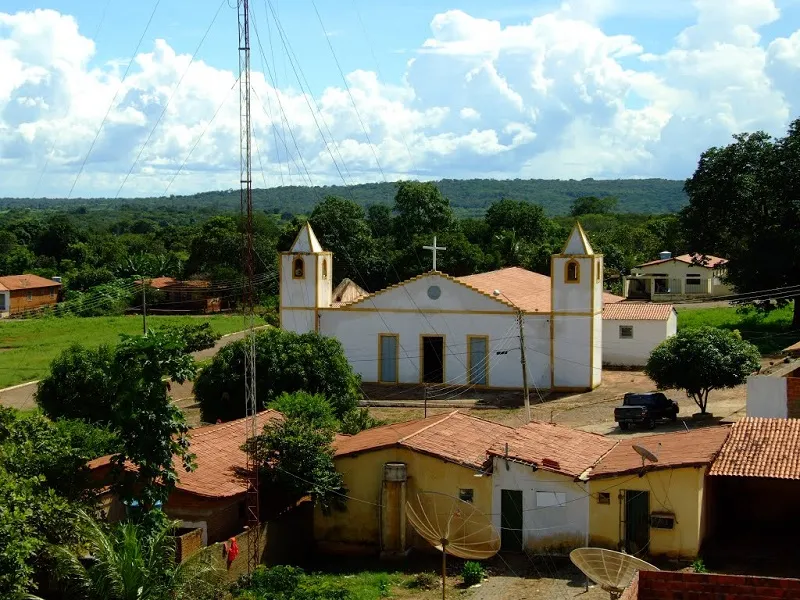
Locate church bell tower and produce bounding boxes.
[279,223,332,333]
[550,222,603,390]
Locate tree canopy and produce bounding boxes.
[645,327,761,414]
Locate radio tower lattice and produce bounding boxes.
[237,0,259,575]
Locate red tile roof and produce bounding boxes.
[0,274,61,291]
[488,421,617,478]
[636,253,728,269]
[708,417,800,480]
[622,570,800,600]
[334,411,513,469]
[602,303,675,321]
[142,276,177,289]
[88,411,283,499]
[457,267,624,313]
[592,426,731,479]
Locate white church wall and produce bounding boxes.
[319,309,552,389]
[281,308,316,334]
[280,253,319,310]
[553,316,592,389]
[601,319,670,367]
[592,315,602,387]
[491,458,589,554]
[592,258,604,314]
[552,256,594,314]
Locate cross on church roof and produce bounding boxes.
[423,235,446,271]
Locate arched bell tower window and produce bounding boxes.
[321,258,328,280]
[565,260,580,284]
[293,257,305,279]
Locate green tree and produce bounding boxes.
[682,123,800,325]
[366,203,393,238]
[485,199,549,241]
[195,328,361,423]
[645,327,760,414]
[569,196,619,217]
[269,391,339,431]
[45,510,223,600]
[246,416,346,514]
[393,181,454,237]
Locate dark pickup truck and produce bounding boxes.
[614,392,679,430]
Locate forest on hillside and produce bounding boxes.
[0,177,687,217]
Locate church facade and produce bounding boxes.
[279,222,606,392]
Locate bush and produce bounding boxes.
[270,392,339,431]
[462,561,485,586]
[195,328,361,423]
[407,572,438,590]
[157,322,220,353]
[234,565,351,600]
[340,407,383,435]
[692,559,708,574]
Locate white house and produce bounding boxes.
[746,360,800,419]
[601,303,677,367]
[280,222,609,391]
[486,421,617,554]
[622,252,731,301]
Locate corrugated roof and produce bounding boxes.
[334,411,513,469]
[709,417,800,480]
[88,411,283,499]
[0,274,61,291]
[592,426,731,478]
[602,303,675,321]
[636,253,728,269]
[488,421,617,478]
[457,267,624,313]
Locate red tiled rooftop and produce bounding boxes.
[709,417,800,480]
[602,303,675,321]
[334,411,513,469]
[0,274,61,290]
[637,253,728,269]
[457,267,624,313]
[592,426,730,479]
[488,421,617,478]
[621,570,800,600]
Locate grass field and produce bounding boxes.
[677,303,796,355]
[0,315,248,388]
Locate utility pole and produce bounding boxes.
[517,309,531,423]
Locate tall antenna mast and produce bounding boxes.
[237,0,259,574]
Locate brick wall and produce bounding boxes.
[176,527,204,562]
[787,377,800,419]
[9,287,59,314]
[623,570,800,599]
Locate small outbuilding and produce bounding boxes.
[602,303,677,367]
[0,274,61,317]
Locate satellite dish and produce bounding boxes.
[406,491,500,599]
[570,547,659,599]
[632,443,659,467]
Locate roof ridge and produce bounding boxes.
[455,412,516,430]
[398,410,459,444]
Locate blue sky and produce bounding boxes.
[1,0,800,197]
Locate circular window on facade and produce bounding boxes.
[427,285,441,300]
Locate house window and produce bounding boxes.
[685,274,701,290]
[0,295,6,310]
[467,335,488,386]
[293,257,305,279]
[26,292,32,301]
[565,260,580,283]
[619,325,634,339]
[459,489,474,503]
[597,492,611,505]
[321,258,328,280]
[378,334,399,383]
[650,513,675,530]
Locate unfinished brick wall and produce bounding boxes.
[623,570,800,599]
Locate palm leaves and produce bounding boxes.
[43,510,223,600]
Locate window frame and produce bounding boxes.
[619,325,634,339]
[378,333,400,384]
[321,258,328,280]
[597,492,611,505]
[466,334,489,386]
[292,256,305,280]
[458,488,474,503]
[565,260,580,284]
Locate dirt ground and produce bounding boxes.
[367,366,756,436]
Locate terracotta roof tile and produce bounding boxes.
[488,421,617,478]
[334,412,513,469]
[709,417,800,480]
[602,303,675,321]
[637,253,728,269]
[457,267,623,313]
[592,426,730,478]
[0,274,61,290]
[88,411,283,499]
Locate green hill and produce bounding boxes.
[1,177,687,216]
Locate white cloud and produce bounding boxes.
[0,4,798,198]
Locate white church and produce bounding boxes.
[279,222,672,392]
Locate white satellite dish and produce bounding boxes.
[632,443,659,468]
[570,547,659,599]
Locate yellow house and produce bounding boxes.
[587,426,730,559]
[314,411,512,556]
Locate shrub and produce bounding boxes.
[195,328,361,423]
[340,407,383,435]
[233,565,351,600]
[269,391,339,431]
[462,561,484,586]
[692,559,708,574]
[407,572,438,590]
